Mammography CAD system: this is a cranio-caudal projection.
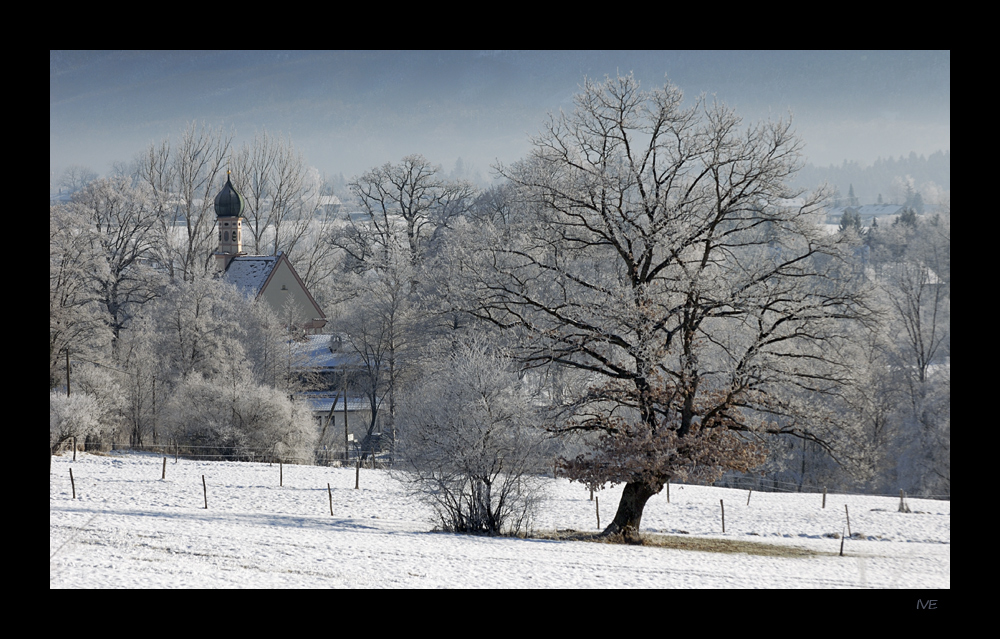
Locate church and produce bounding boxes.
[212,173,379,458]
[213,172,327,333]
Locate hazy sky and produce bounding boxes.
[50,50,950,186]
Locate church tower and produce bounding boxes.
[214,171,246,271]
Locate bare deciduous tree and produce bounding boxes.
[68,176,163,346]
[344,154,476,273]
[230,130,321,258]
[469,74,873,539]
[135,122,233,281]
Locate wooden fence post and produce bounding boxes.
[822,486,827,509]
[202,475,208,509]
[845,504,851,537]
[328,483,333,516]
[162,457,167,480]
[746,489,752,506]
[595,496,600,530]
[280,462,283,487]
[69,468,75,500]
[720,499,725,533]
[666,481,670,504]
[355,461,360,489]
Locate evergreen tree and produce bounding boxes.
[839,208,862,234]
[848,184,860,207]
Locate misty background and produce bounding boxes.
[50,50,949,201]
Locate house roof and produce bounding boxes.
[290,334,361,370]
[828,204,904,218]
[298,392,373,414]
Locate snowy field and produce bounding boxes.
[50,451,949,589]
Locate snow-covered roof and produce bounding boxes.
[289,334,362,370]
[223,255,280,297]
[827,204,904,218]
[297,392,373,413]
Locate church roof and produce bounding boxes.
[221,251,326,329]
[214,173,245,218]
[223,255,279,297]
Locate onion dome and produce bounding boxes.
[214,172,245,218]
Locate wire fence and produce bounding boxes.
[50,440,950,501]
[51,439,395,468]
[709,474,950,500]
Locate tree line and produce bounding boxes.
[51,75,949,537]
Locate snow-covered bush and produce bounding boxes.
[161,372,317,463]
[50,391,102,453]
[396,338,550,535]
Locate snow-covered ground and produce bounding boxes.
[50,452,949,589]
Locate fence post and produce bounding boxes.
[355,460,360,489]
[69,468,75,500]
[747,489,752,506]
[596,496,600,530]
[328,483,333,516]
[202,475,208,509]
[162,457,166,480]
[720,499,725,533]
[822,487,827,509]
[280,462,283,487]
[845,504,851,537]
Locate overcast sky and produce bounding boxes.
[50,50,950,186]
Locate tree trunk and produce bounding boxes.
[601,480,664,542]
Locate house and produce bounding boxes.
[213,172,327,333]
[289,334,383,461]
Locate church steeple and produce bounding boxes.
[214,171,246,271]
[215,171,245,218]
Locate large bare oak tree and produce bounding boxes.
[470,75,872,539]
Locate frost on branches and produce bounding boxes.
[469,73,874,540]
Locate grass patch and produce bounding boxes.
[530,530,827,557]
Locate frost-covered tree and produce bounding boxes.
[161,368,317,463]
[868,209,950,496]
[468,74,873,539]
[342,154,476,274]
[50,204,114,388]
[67,176,163,345]
[229,130,322,258]
[50,391,101,454]
[396,337,550,535]
[338,255,421,459]
[57,165,98,194]
[134,122,233,281]
[151,276,247,381]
